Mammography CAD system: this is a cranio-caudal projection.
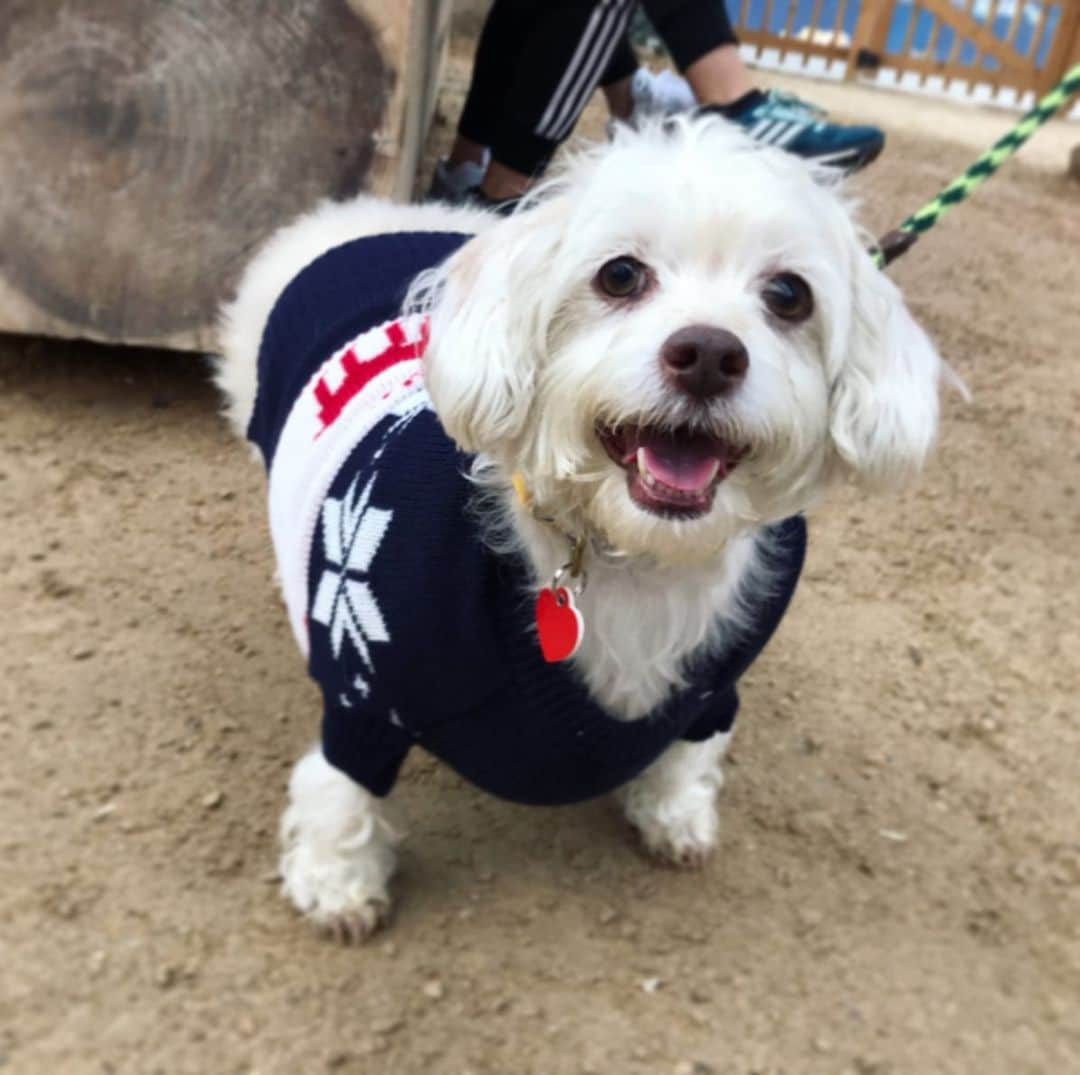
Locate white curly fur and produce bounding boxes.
[216,117,943,939]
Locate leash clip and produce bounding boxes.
[875,228,919,268]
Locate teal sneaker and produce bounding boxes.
[708,90,885,172]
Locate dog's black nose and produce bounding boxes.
[660,325,749,399]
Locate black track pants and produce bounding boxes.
[457,1,740,176]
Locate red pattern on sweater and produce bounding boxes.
[313,318,430,435]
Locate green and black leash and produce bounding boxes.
[874,60,1080,268]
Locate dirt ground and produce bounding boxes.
[3,50,1080,1075]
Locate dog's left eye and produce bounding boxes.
[762,273,814,323]
[596,256,647,299]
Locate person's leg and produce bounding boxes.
[434,0,639,204]
[683,45,753,106]
[600,35,639,121]
[430,3,523,200]
[483,0,638,190]
[452,0,531,167]
[641,0,751,106]
[431,0,534,200]
[597,3,757,131]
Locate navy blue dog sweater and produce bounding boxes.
[249,231,806,806]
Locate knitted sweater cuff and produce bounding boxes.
[681,685,739,742]
[321,706,413,797]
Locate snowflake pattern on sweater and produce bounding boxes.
[311,473,392,674]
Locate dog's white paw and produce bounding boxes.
[280,837,394,942]
[623,778,720,868]
[280,748,400,943]
[618,735,728,869]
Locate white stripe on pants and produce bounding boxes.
[535,0,635,142]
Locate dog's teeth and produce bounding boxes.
[635,447,720,496]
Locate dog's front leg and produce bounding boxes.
[279,746,400,941]
[617,732,731,868]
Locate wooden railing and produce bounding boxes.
[726,0,1080,101]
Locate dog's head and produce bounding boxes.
[418,117,942,563]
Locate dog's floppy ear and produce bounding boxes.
[420,199,569,453]
[828,247,942,489]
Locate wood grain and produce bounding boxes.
[0,0,401,348]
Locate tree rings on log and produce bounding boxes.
[0,1,398,348]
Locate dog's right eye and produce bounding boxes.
[596,256,647,299]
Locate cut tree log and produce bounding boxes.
[0,0,450,352]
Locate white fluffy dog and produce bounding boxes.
[217,117,942,940]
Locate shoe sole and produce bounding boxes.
[807,135,885,174]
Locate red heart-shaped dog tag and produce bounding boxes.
[535,586,585,663]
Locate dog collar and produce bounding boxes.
[511,472,587,580]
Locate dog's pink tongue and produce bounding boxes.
[637,435,722,492]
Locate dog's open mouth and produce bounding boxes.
[596,423,746,520]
